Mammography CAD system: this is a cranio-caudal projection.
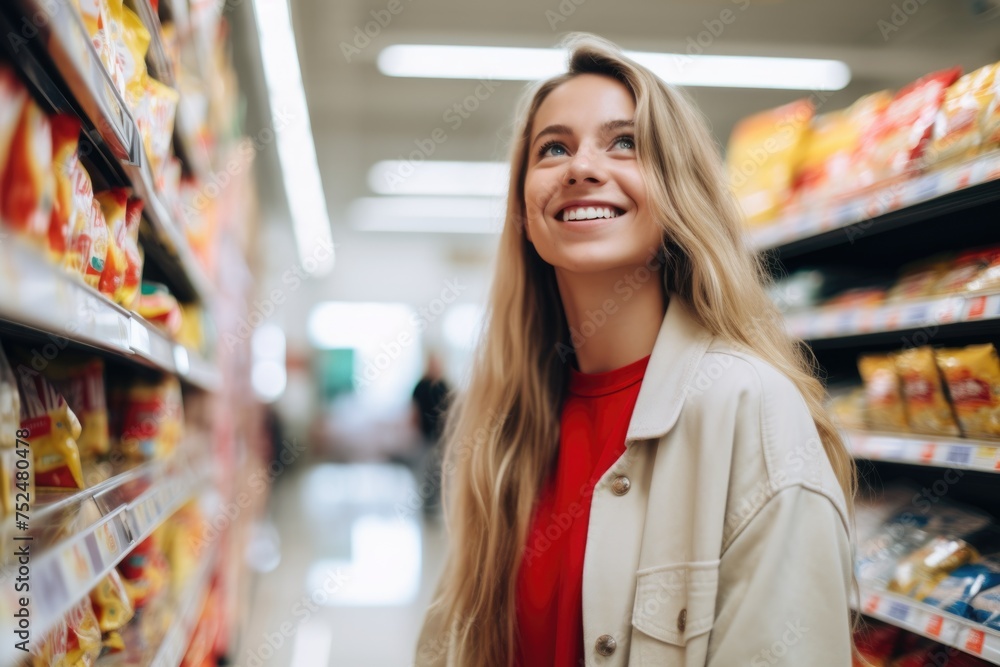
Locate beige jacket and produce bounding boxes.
[415,296,853,666]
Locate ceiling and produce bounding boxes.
[223,0,1000,335]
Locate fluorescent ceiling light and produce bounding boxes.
[252,0,334,275]
[378,45,851,91]
[368,160,508,196]
[349,196,505,234]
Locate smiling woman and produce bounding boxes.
[415,33,858,667]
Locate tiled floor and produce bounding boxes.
[237,462,447,667]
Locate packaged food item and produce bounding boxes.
[119,534,169,609]
[89,569,135,633]
[970,584,1000,630]
[49,114,84,265]
[842,90,894,194]
[119,197,144,309]
[140,77,180,180]
[95,189,128,299]
[935,344,1000,439]
[0,66,29,212]
[965,250,1000,295]
[895,346,960,436]
[63,157,109,287]
[45,358,109,459]
[888,535,980,600]
[1,97,53,244]
[15,360,85,489]
[118,6,150,113]
[860,68,962,181]
[933,248,1000,296]
[824,287,887,310]
[859,353,909,432]
[829,387,867,431]
[929,64,998,164]
[726,98,814,226]
[924,555,1000,618]
[31,596,102,667]
[73,0,125,99]
[980,63,1000,148]
[137,282,183,337]
[793,109,859,202]
[886,257,952,302]
[112,376,184,461]
[0,343,20,516]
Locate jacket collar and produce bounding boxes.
[626,295,714,444]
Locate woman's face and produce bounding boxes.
[522,74,661,273]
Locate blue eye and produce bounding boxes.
[613,136,635,150]
[538,141,567,158]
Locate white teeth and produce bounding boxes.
[561,206,621,221]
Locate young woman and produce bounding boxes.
[416,34,856,667]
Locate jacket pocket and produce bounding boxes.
[631,560,720,647]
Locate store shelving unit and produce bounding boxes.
[857,586,1000,664]
[845,430,1000,473]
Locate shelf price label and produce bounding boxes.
[946,445,973,467]
[920,443,936,463]
[887,600,911,623]
[863,594,881,615]
[965,628,985,655]
[926,614,944,638]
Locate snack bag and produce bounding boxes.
[137,282,183,336]
[119,4,151,116]
[63,158,109,286]
[829,387,867,431]
[0,97,53,244]
[793,109,859,202]
[933,248,1000,296]
[981,63,1000,147]
[96,189,128,299]
[859,354,909,432]
[924,555,1000,619]
[141,78,180,180]
[928,64,998,164]
[895,346,960,436]
[113,376,184,461]
[860,68,963,182]
[74,0,125,99]
[15,362,85,489]
[49,114,83,265]
[119,534,169,609]
[888,535,980,600]
[966,250,1000,294]
[970,585,1000,630]
[842,90,893,194]
[886,256,952,302]
[89,569,135,632]
[45,358,109,459]
[0,66,28,208]
[0,343,20,516]
[119,198,144,308]
[726,98,814,226]
[935,344,1000,439]
[31,596,101,667]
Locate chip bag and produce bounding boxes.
[15,362,85,489]
[96,189,128,299]
[45,358,109,459]
[1,97,53,244]
[726,98,814,226]
[0,66,28,214]
[982,63,1000,147]
[859,353,909,432]
[89,569,135,632]
[63,158,109,286]
[113,376,184,462]
[31,596,101,667]
[119,534,169,609]
[895,346,960,436]
[793,109,859,202]
[928,64,998,164]
[49,114,83,265]
[888,535,980,600]
[932,248,1000,296]
[73,0,125,99]
[119,197,144,308]
[935,344,1000,439]
[140,77,180,180]
[137,282,183,337]
[119,4,151,117]
[924,555,1000,619]
[841,90,893,194]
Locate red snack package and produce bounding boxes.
[861,68,963,181]
[0,96,53,243]
[96,188,129,299]
[49,114,83,265]
[119,197,144,309]
[15,362,85,489]
[0,66,28,189]
[119,535,169,609]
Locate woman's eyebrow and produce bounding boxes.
[602,119,634,133]
[531,124,573,147]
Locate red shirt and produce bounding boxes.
[515,354,650,667]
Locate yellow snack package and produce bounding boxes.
[859,354,909,432]
[982,61,1000,147]
[929,63,997,164]
[895,347,960,436]
[45,358,109,459]
[886,256,952,302]
[119,4,151,115]
[73,0,125,98]
[113,376,184,461]
[14,361,85,490]
[935,344,1000,439]
[829,387,867,431]
[89,569,135,632]
[95,189,128,300]
[793,109,859,202]
[888,536,979,600]
[31,597,102,667]
[726,98,814,226]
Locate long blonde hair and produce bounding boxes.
[427,33,857,666]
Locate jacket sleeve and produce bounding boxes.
[706,484,853,667]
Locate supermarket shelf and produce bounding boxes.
[0,0,213,305]
[148,540,216,667]
[0,458,205,659]
[0,237,220,392]
[858,585,1000,664]
[786,293,1000,344]
[133,0,175,86]
[845,430,1000,473]
[751,151,1000,258]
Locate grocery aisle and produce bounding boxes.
[238,463,447,667]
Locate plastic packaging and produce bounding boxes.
[935,344,1000,439]
[895,346,960,436]
[859,353,909,432]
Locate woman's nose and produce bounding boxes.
[564,149,604,186]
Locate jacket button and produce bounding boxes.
[595,634,617,656]
[611,475,631,496]
[677,608,687,633]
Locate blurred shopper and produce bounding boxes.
[415,34,856,667]
[411,352,451,515]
